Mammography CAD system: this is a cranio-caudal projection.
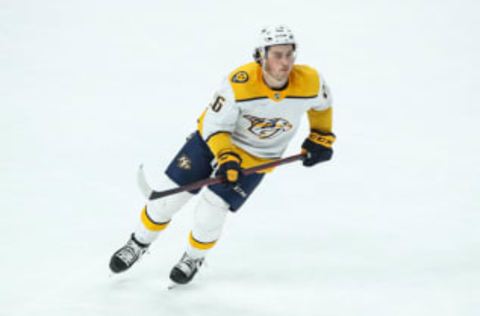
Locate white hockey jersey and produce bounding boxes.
[197,62,333,170]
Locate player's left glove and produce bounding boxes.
[215,152,242,186]
[301,130,336,167]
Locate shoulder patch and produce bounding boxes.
[231,71,249,83]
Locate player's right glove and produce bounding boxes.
[301,130,336,167]
[215,152,242,186]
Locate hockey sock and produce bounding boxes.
[186,189,229,259]
[134,175,193,245]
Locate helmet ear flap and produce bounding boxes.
[253,48,262,63]
[253,47,267,64]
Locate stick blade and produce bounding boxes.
[137,164,152,198]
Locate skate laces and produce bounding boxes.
[176,253,204,275]
[117,240,144,265]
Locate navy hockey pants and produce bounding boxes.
[165,131,264,212]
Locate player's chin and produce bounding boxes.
[276,72,289,81]
[279,69,291,77]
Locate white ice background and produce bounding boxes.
[1,0,479,315]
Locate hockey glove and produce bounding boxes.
[215,152,242,186]
[301,130,336,167]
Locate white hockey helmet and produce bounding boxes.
[253,24,297,63]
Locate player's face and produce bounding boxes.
[264,45,295,82]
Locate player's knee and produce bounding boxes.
[194,190,229,232]
[204,188,230,209]
[146,174,193,222]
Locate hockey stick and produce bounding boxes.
[137,153,305,201]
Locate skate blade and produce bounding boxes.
[167,282,182,290]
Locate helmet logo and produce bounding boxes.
[254,25,296,63]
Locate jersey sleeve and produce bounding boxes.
[199,78,241,160]
[307,75,334,134]
[311,74,332,111]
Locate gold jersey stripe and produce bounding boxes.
[285,94,318,99]
[236,96,269,103]
[140,206,170,232]
[197,108,208,136]
[233,145,276,173]
[189,231,217,250]
[196,122,277,173]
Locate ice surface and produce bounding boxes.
[1,0,479,315]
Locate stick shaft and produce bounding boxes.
[148,153,304,200]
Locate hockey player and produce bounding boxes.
[109,25,335,285]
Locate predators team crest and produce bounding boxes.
[231,71,249,83]
[177,154,192,170]
[243,115,292,139]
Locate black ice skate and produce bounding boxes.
[169,252,204,284]
[109,234,149,273]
